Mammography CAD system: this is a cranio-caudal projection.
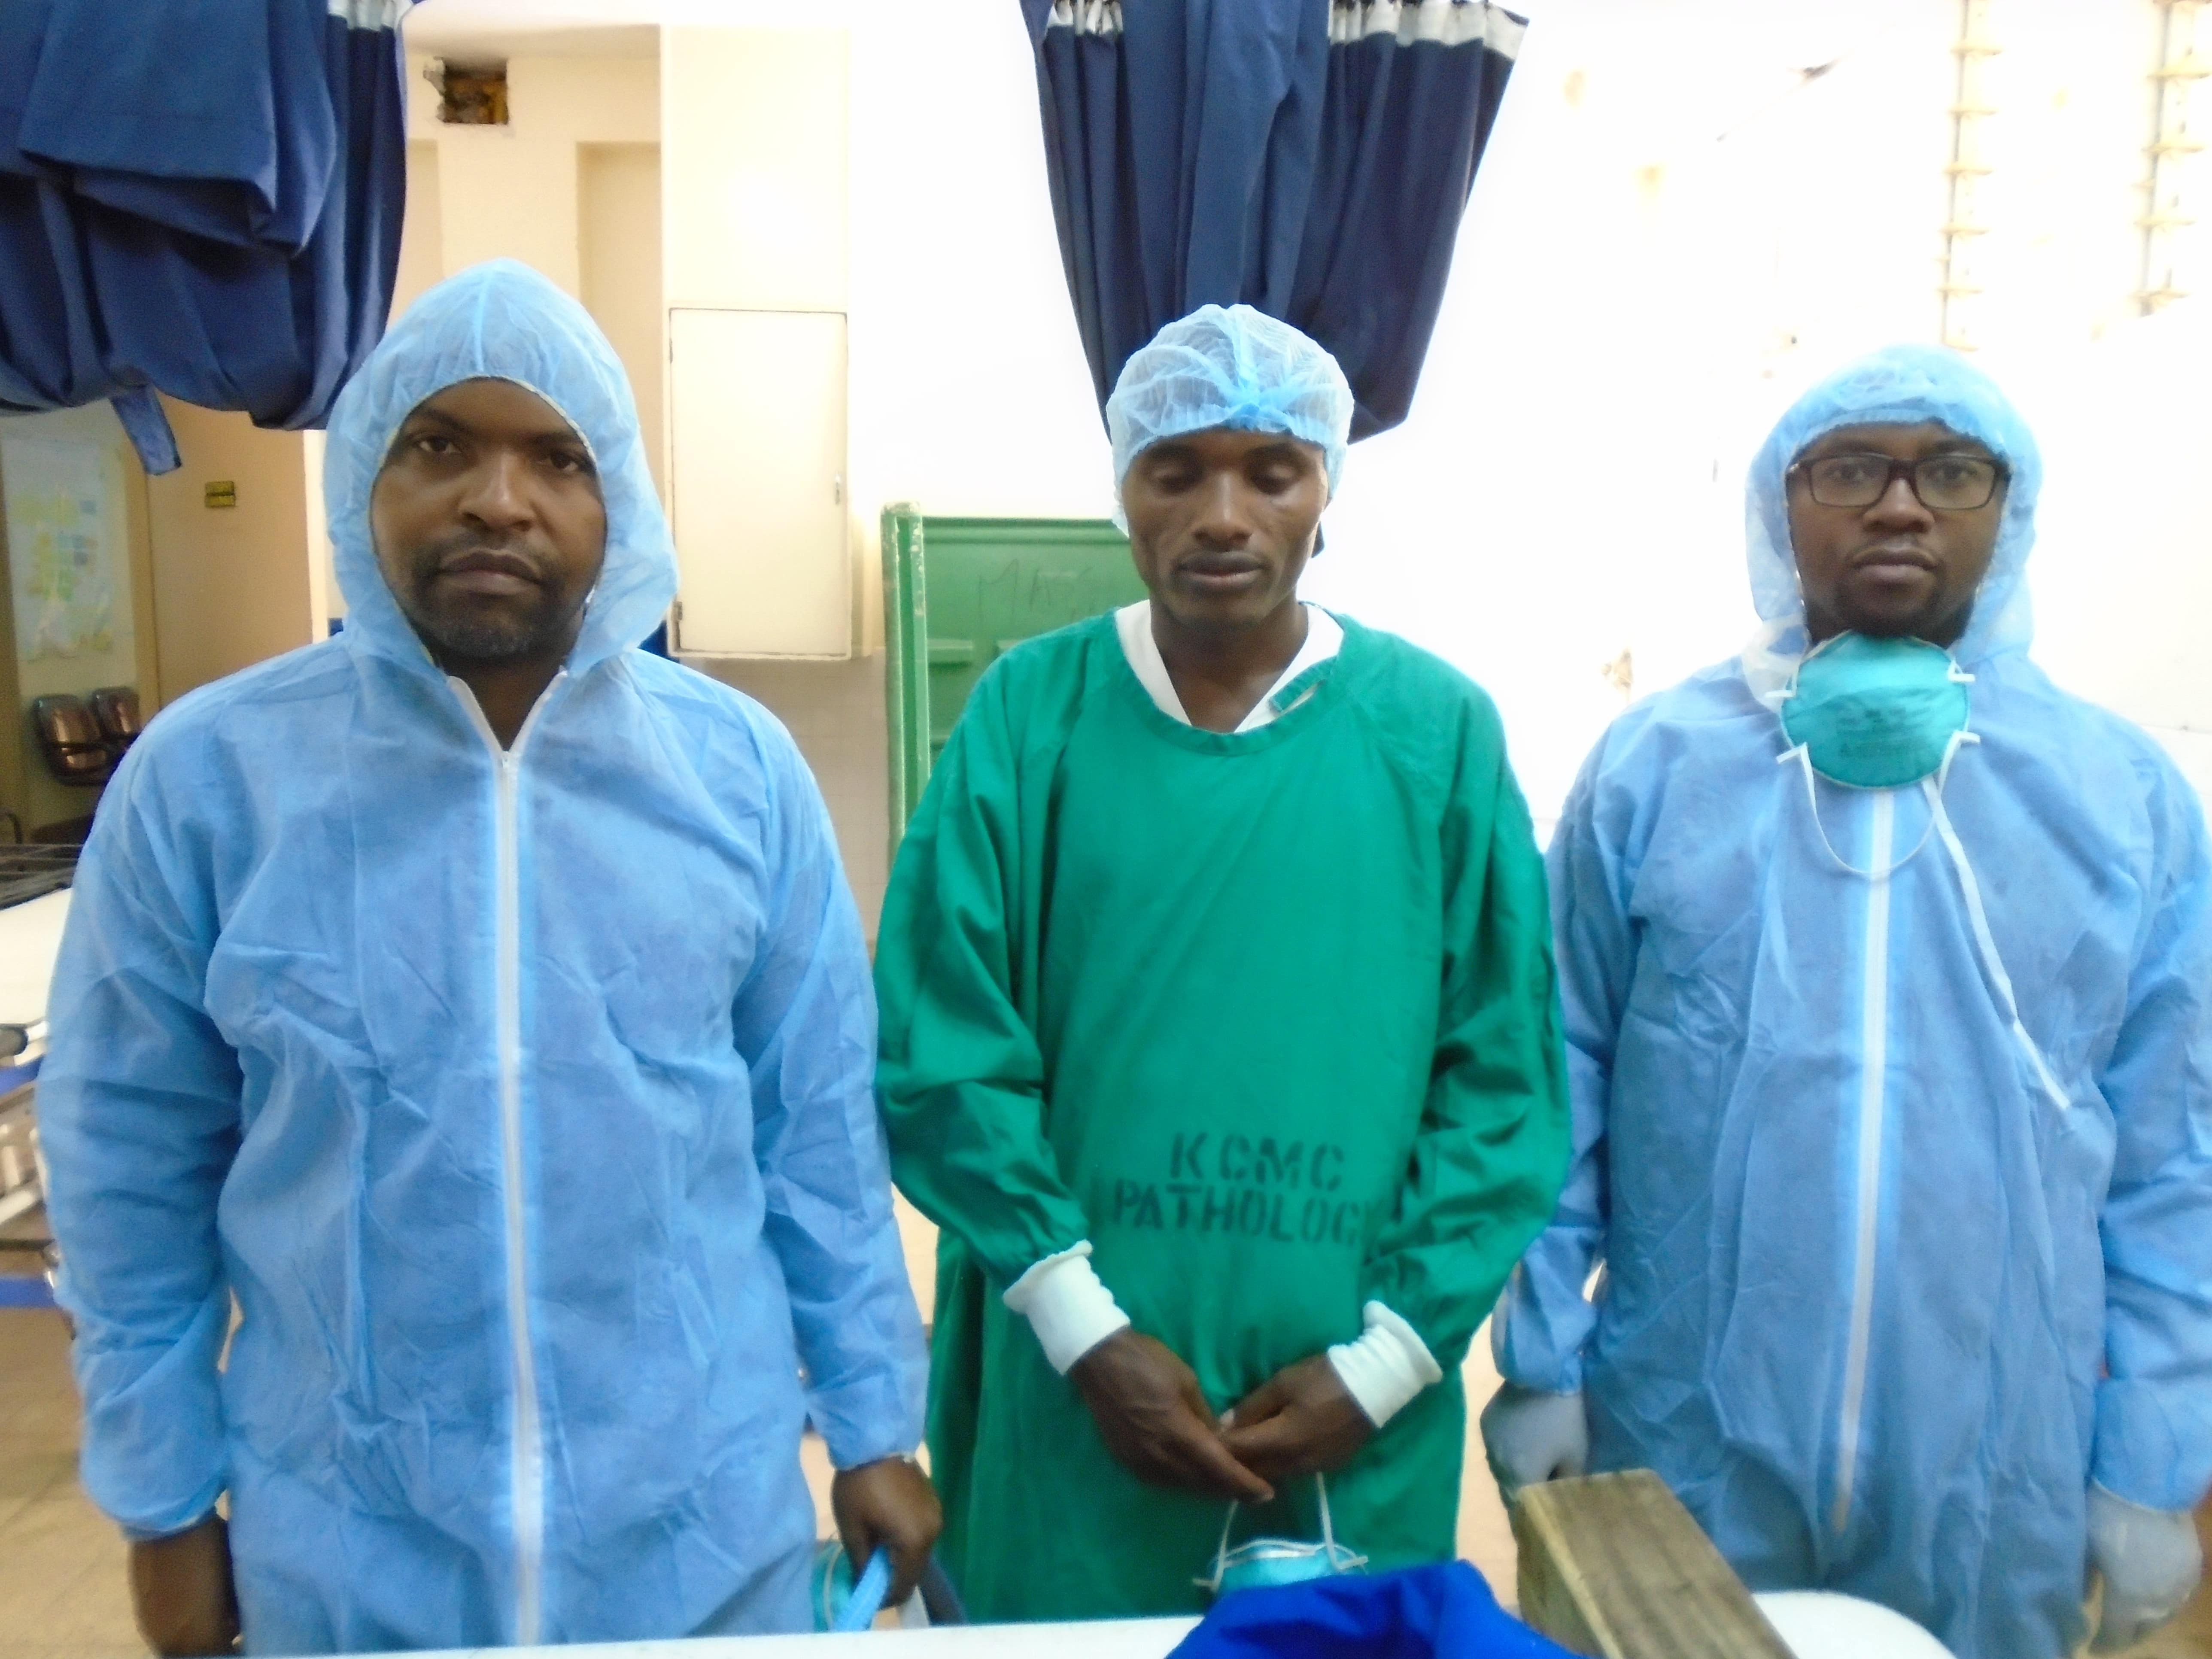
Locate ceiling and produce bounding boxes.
[401,0,849,59]
[403,1,655,59]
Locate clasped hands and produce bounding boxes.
[1068,1329,1371,1502]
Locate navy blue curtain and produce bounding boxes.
[0,0,410,473]
[1023,0,1522,441]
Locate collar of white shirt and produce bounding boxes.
[1114,600,1344,735]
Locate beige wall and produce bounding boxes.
[390,140,447,326]
[404,55,660,292]
[579,142,665,501]
[0,405,159,837]
[144,401,319,705]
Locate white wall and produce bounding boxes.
[846,7,1109,536]
[2016,297,2212,796]
[662,29,846,315]
[837,0,2209,831]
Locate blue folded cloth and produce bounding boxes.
[1170,1561,1577,1659]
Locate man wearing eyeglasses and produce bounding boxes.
[1483,345,2212,1659]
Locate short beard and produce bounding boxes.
[387,531,587,666]
[400,590,582,665]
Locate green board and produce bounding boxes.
[882,507,1147,844]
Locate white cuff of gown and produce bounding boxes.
[1002,1242,1130,1374]
[1327,1301,1445,1428]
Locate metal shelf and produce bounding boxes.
[0,846,77,912]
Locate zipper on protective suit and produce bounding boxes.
[1831,787,1895,1537]
[453,675,560,1647]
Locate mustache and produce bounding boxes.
[1847,540,1938,569]
[406,531,548,584]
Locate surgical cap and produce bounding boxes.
[1106,304,1355,529]
[1742,343,2043,699]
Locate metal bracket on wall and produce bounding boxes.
[1939,0,2000,351]
[2141,0,2209,313]
[881,504,931,853]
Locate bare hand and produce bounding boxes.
[1069,1330,1273,1504]
[830,1456,943,1611]
[1221,1355,1375,1483]
[129,1514,240,1657]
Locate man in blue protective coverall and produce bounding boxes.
[36,261,940,1657]
[1483,344,2212,1659]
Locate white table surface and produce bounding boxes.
[0,888,70,1033]
[404,1620,1200,1659]
[320,1599,1949,1659]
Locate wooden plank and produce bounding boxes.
[1513,1470,1796,1659]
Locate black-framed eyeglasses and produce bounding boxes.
[1789,452,2008,511]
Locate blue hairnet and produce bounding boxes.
[1105,304,1354,529]
[325,260,677,678]
[1742,343,2042,699]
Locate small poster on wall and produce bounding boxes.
[2,434,130,663]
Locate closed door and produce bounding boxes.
[668,308,848,658]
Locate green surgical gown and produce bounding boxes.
[875,613,1568,1620]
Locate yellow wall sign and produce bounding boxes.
[204,480,237,509]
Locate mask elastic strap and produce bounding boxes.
[1779,738,1960,880]
[1921,778,2072,1111]
[1203,1475,1344,1589]
[1207,1502,1239,1591]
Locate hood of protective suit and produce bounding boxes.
[1741,343,2044,704]
[1499,354,2212,1659]
[324,259,676,678]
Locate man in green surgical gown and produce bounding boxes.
[873,306,1571,1619]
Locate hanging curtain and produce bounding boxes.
[1023,0,1524,441]
[0,0,411,473]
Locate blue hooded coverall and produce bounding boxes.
[36,261,927,1653]
[1493,346,2212,1659]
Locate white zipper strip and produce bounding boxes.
[453,678,556,1646]
[1831,787,1895,1536]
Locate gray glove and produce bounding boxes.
[2089,1483,2202,1652]
[1479,1381,1589,1504]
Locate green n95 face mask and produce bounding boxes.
[1780,632,1972,789]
